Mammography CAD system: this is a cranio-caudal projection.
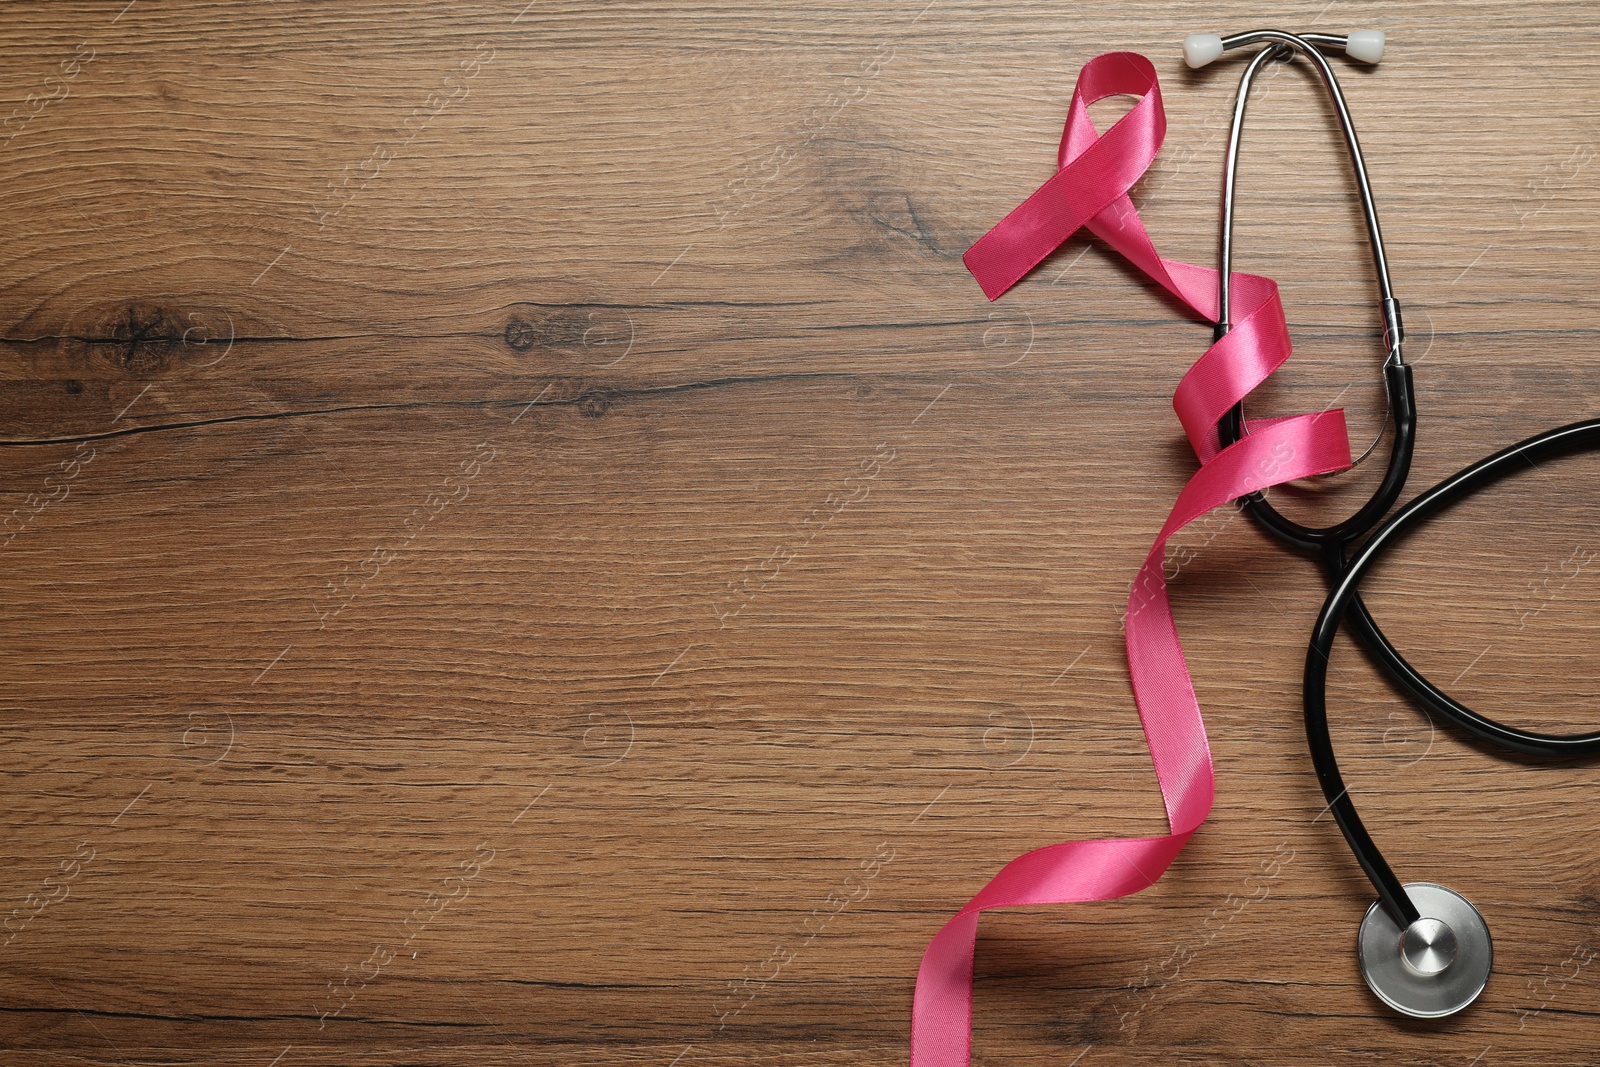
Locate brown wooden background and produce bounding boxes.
[3,1,1600,1064]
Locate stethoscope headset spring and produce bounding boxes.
[1191,27,1600,1018]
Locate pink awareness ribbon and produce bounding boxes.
[910,52,1354,1066]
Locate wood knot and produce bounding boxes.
[502,306,635,367]
[88,303,186,374]
[503,310,580,353]
[67,302,236,375]
[503,317,539,351]
[578,390,615,419]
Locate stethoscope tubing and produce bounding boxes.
[1303,416,1600,928]
[1330,535,1600,757]
[1222,362,1417,552]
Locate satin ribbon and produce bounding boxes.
[911,52,1354,1066]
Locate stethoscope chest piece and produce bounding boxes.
[1357,883,1492,1017]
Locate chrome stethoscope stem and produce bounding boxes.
[1215,30,1404,364]
[1215,44,1279,334]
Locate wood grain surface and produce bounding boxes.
[3,1,1600,1064]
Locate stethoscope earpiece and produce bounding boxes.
[1345,30,1386,65]
[1357,883,1492,1018]
[1182,34,1226,69]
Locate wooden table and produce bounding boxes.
[4,2,1600,1064]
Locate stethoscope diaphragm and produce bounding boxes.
[1357,882,1492,1018]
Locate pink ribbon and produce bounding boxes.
[911,52,1353,1065]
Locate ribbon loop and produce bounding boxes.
[963,54,1165,302]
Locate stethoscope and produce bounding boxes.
[1188,28,1600,1018]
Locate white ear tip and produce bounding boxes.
[1345,29,1385,64]
[1183,33,1225,69]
